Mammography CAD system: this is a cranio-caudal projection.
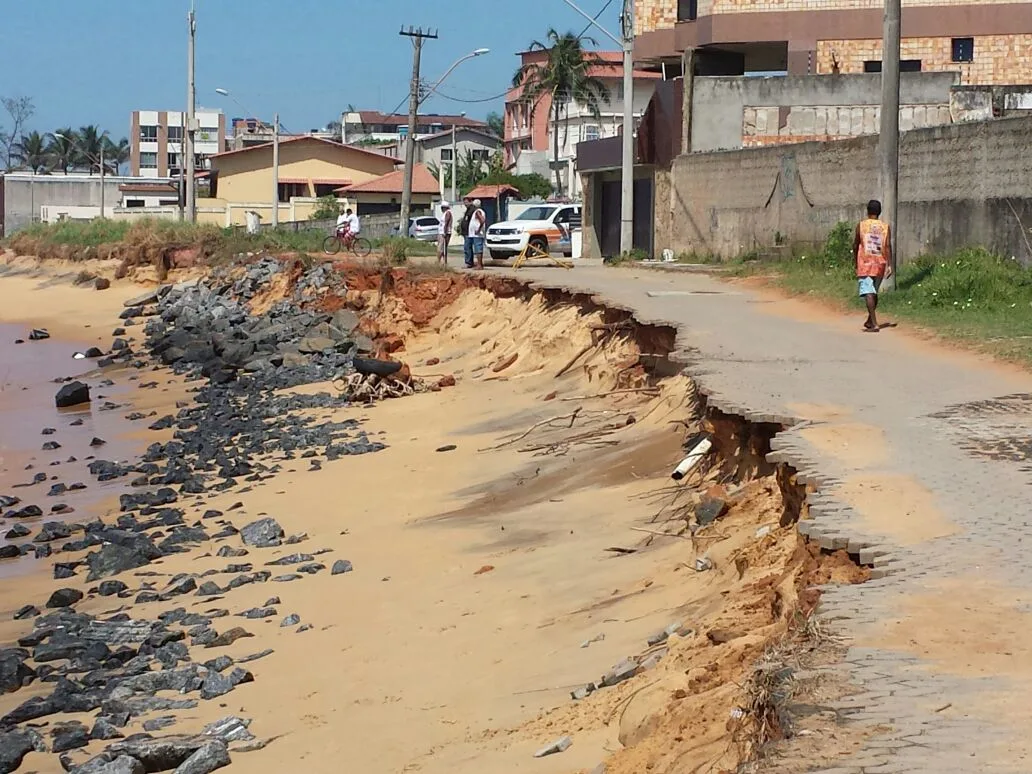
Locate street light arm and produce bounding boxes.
[560,0,622,46]
[421,49,490,106]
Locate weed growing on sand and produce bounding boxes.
[739,224,1032,364]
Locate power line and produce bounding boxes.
[578,0,616,40]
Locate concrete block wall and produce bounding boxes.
[817,35,1032,85]
[742,103,954,144]
[665,115,1032,263]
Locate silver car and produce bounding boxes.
[408,216,440,241]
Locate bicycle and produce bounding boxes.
[322,229,372,258]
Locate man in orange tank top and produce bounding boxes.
[852,199,893,332]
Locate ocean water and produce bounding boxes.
[0,322,141,577]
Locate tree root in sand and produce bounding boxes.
[332,372,427,403]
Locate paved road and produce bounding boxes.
[500,263,1032,773]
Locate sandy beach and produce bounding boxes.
[0,253,866,774]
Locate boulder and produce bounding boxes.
[173,740,230,774]
[72,755,146,774]
[86,542,158,581]
[0,546,19,559]
[0,649,35,693]
[35,521,73,543]
[98,580,129,597]
[28,328,50,341]
[331,560,353,575]
[56,381,91,408]
[239,518,283,548]
[0,728,45,774]
[52,720,91,752]
[95,277,111,290]
[108,735,213,771]
[46,587,84,608]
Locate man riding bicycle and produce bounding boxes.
[335,208,361,244]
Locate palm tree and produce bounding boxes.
[103,136,130,174]
[12,131,50,173]
[77,125,108,174]
[47,128,79,173]
[511,29,610,195]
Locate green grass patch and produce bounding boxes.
[745,222,1032,364]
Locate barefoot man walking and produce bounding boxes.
[852,199,893,332]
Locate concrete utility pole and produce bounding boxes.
[272,113,280,228]
[620,0,635,255]
[398,26,438,233]
[561,0,635,255]
[99,143,105,218]
[879,0,901,289]
[185,1,197,223]
[451,122,458,204]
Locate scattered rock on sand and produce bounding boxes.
[0,728,45,773]
[51,720,90,752]
[533,735,572,757]
[55,381,91,408]
[331,560,353,575]
[280,614,300,627]
[204,627,253,649]
[95,277,111,290]
[46,588,83,608]
[13,604,39,620]
[28,328,50,341]
[239,518,283,548]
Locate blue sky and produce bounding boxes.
[1,0,622,141]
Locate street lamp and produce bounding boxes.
[216,88,280,228]
[400,47,490,230]
[55,131,109,219]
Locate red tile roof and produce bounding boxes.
[211,135,397,162]
[466,183,520,200]
[337,163,439,195]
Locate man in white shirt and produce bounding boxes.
[468,198,486,270]
[345,208,360,236]
[437,202,453,265]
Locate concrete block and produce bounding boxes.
[815,107,828,136]
[862,107,878,134]
[900,106,915,132]
[850,107,864,135]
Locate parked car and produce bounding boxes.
[485,204,580,260]
[388,216,441,241]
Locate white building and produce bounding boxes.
[130,109,226,178]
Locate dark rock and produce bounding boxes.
[0,649,36,693]
[149,414,175,430]
[173,740,231,774]
[4,524,30,540]
[52,720,90,752]
[46,587,84,608]
[204,627,253,649]
[331,559,353,575]
[98,580,129,597]
[107,735,211,771]
[28,328,50,340]
[111,337,128,351]
[272,574,300,582]
[34,545,51,559]
[239,517,283,548]
[695,494,730,527]
[203,655,234,672]
[199,670,235,699]
[228,667,253,687]
[202,715,253,743]
[0,728,45,773]
[196,582,222,596]
[143,715,177,732]
[35,521,73,542]
[296,624,313,633]
[42,427,56,435]
[85,346,105,358]
[85,534,161,580]
[7,505,43,519]
[89,717,126,741]
[215,546,247,558]
[13,604,39,620]
[54,562,79,579]
[237,649,273,664]
[135,591,160,603]
[90,437,107,447]
[56,381,91,408]
[238,607,276,620]
[297,563,325,575]
[42,440,62,451]
[164,576,198,596]
[265,553,312,566]
[280,614,300,627]
[0,546,19,560]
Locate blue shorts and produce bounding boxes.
[858,276,882,296]
[471,236,485,254]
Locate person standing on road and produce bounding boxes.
[437,202,453,265]
[468,198,487,270]
[852,199,893,332]
[460,198,476,268]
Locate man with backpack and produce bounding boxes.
[459,199,476,268]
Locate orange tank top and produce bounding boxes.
[857,218,889,278]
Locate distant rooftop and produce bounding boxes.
[347,111,488,128]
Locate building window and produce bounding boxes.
[139,152,158,168]
[471,149,491,161]
[677,0,698,21]
[278,182,307,202]
[139,125,158,142]
[864,59,922,73]
[952,37,974,63]
[583,124,600,142]
[126,199,146,208]
[167,152,179,169]
[441,148,453,161]
[168,126,183,141]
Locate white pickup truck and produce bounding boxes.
[485,204,580,260]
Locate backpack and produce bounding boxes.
[459,207,474,236]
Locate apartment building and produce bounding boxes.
[634,0,1032,83]
[130,109,227,178]
[504,50,659,194]
[342,111,488,144]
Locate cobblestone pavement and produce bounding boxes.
[501,264,1032,773]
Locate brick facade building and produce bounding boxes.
[634,0,1032,84]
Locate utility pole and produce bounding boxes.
[272,113,280,228]
[879,0,901,289]
[99,143,105,218]
[451,122,458,203]
[398,26,437,233]
[620,0,635,255]
[185,1,197,223]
